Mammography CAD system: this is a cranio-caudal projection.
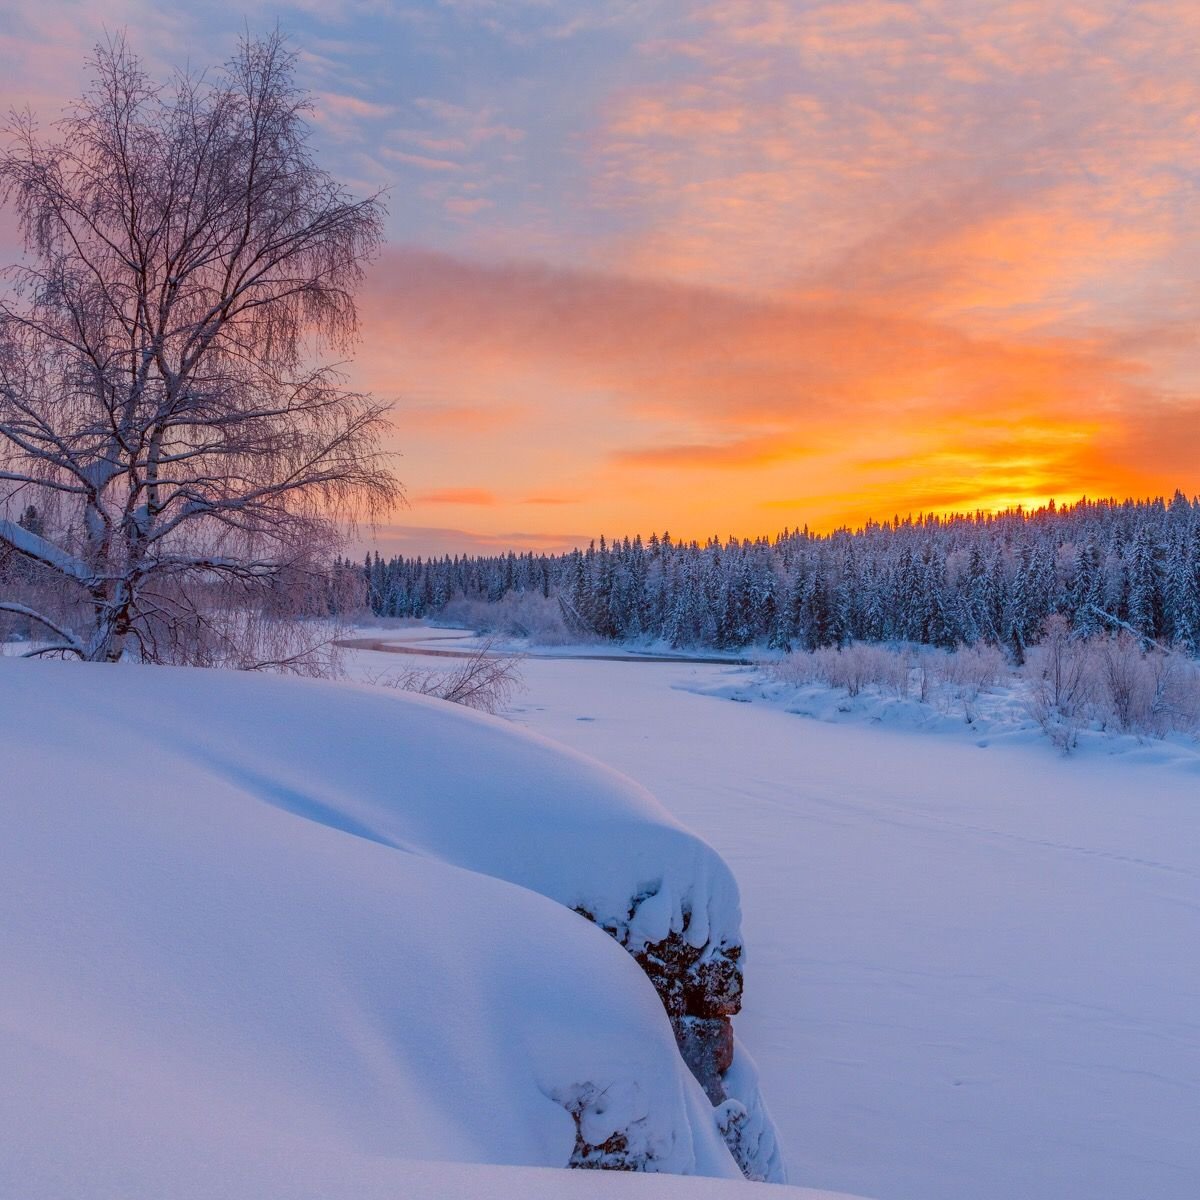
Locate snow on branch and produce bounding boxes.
[0,520,93,584]
[0,602,84,656]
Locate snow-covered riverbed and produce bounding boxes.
[351,633,1200,1200]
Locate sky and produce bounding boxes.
[2,1,1200,556]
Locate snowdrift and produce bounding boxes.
[0,660,785,1194]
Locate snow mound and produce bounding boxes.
[0,660,781,1194]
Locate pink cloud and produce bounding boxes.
[379,147,464,172]
[444,197,495,215]
[315,91,396,120]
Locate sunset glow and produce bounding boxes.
[3,0,1199,554]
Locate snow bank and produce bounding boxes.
[0,660,785,1193]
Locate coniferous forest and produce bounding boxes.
[363,493,1200,658]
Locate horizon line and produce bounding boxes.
[363,488,1199,560]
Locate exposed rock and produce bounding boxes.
[568,1131,640,1171]
[675,1015,734,1104]
[632,928,743,1020]
[574,892,767,1177]
[719,1047,787,1182]
[553,1082,654,1171]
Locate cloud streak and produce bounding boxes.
[413,488,498,506]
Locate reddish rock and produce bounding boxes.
[574,900,745,1108]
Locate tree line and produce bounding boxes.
[362,493,1200,658]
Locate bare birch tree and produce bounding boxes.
[0,32,400,664]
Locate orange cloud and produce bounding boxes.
[612,435,810,468]
[589,0,1200,318]
[354,246,1198,542]
[413,488,498,506]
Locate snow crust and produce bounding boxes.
[0,659,768,1194]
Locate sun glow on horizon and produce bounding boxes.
[362,487,1198,559]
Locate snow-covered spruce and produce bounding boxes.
[355,491,1200,657]
[0,659,785,1190]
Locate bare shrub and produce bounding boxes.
[768,650,819,687]
[442,590,578,646]
[148,556,365,676]
[773,643,909,698]
[811,646,852,692]
[840,644,908,697]
[1024,615,1094,751]
[928,643,1009,722]
[1023,622,1200,745]
[916,648,936,704]
[766,628,1200,750]
[934,643,1007,699]
[1157,655,1200,733]
[1090,632,1200,737]
[0,503,88,648]
[888,651,914,699]
[372,639,524,714]
[1095,633,1148,733]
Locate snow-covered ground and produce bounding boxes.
[348,627,1200,1200]
[0,659,801,1197]
[351,622,1200,767]
[6,628,1198,1200]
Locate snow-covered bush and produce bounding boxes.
[442,590,579,646]
[824,644,909,698]
[1023,623,1200,745]
[772,643,908,697]
[767,649,819,687]
[1161,655,1200,731]
[762,625,1200,751]
[1024,616,1094,750]
[933,643,1007,699]
[1092,633,1200,737]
